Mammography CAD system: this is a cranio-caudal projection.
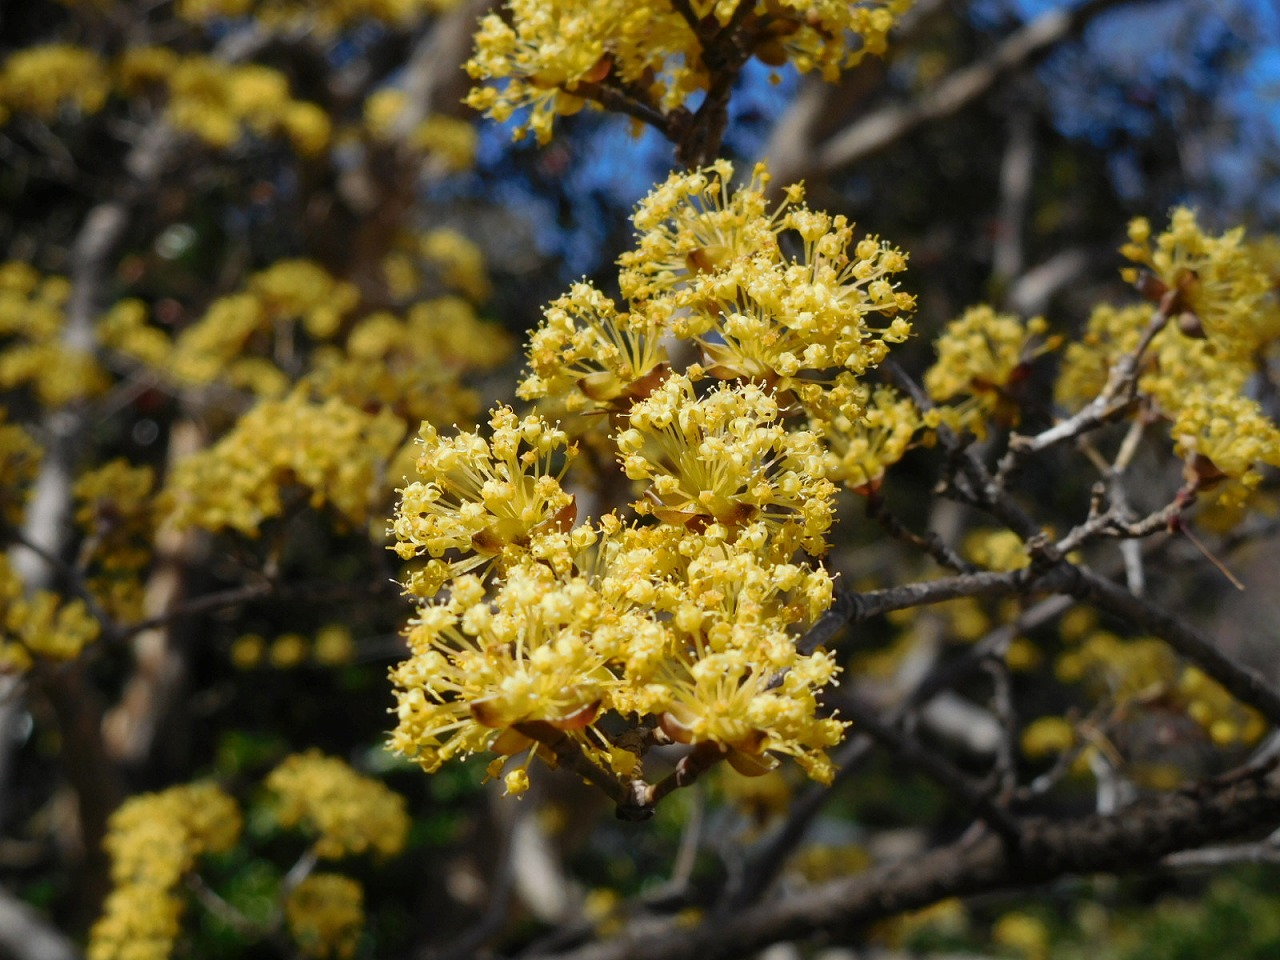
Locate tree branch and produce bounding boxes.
[812,0,1145,177]
[524,761,1280,960]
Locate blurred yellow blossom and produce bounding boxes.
[0,45,109,120]
[161,391,404,535]
[285,874,365,960]
[1121,207,1273,357]
[925,306,1058,436]
[89,783,241,960]
[266,750,409,859]
[465,1,910,142]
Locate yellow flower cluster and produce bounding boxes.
[0,411,41,527]
[165,57,331,155]
[962,528,1030,573]
[465,0,911,142]
[73,460,158,622]
[991,911,1050,960]
[101,257,505,430]
[1057,211,1280,508]
[249,260,361,339]
[161,391,404,535]
[620,162,914,412]
[364,90,480,171]
[265,750,410,859]
[285,874,365,960]
[0,44,109,123]
[391,161,915,794]
[1056,625,1264,753]
[0,555,100,671]
[417,230,491,303]
[391,529,843,786]
[820,384,921,493]
[1020,715,1075,759]
[392,407,581,595]
[1172,388,1280,505]
[383,230,491,303]
[309,299,509,438]
[521,162,914,442]
[925,305,1057,437]
[179,0,459,33]
[618,374,834,558]
[1121,207,1277,357]
[0,262,107,406]
[89,783,241,960]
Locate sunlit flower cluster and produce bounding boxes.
[382,230,493,305]
[618,374,834,558]
[465,0,911,143]
[266,750,410,859]
[391,524,844,788]
[166,57,332,154]
[364,88,480,171]
[309,299,509,439]
[818,384,922,493]
[1056,210,1280,509]
[521,162,914,434]
[1172,388,1280,505]
[392,408,581,595]
[88,783,241,960]
[391,160,918,795]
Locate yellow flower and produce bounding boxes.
[267,751,409,859]
[817,384,921,493]
[89,783,241,960]
[618,163,913,408]
[656,647,846,784]
[1021,717,1075,758]
[992,911,1050,960]
[1172,388,1280,505]
[925,305,1058,436]
[518,281,671,413]
[392,407,579,595]
[390,562,618,772]
[464,1,910,142]
[617,375,835,558]
[1121,207,1272,357]
[161,391,404,535]
[285,874,364,960]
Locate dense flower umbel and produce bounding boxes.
[464,1,912,143]
[390,160,915,794]
[392,408,582,596]
[266,751,410,860]
[617,375,835,558]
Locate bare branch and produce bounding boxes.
[813,0,1143,177]
[525,762,1280,960]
